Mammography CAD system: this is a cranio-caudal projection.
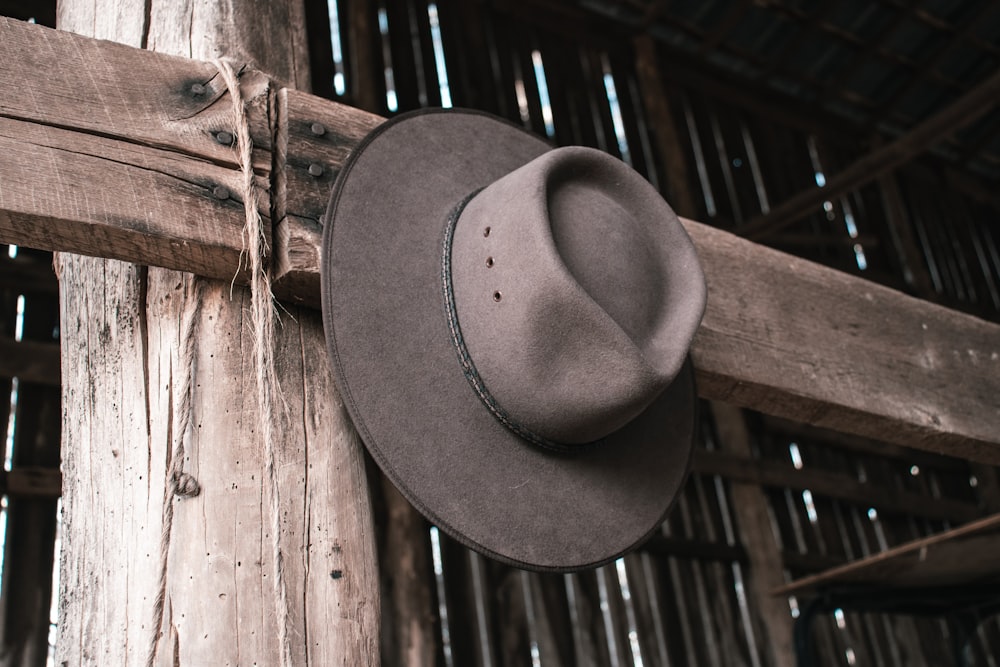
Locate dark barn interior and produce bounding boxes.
[2,0,1000,665]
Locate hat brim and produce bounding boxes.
[321,109,696,572]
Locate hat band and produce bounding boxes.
[441,191,599,455]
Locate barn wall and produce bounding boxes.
[304,1,1000,666]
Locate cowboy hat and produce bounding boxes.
[321,108,706,571]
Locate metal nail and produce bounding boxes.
[308,163,325,177]
[213,185,230,200]
[191,83,206,95]
[310,122,327,136]
[215,130,234,146]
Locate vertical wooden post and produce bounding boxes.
[633,34,700,219]
[54,1,378,665]
[711,402,794,667]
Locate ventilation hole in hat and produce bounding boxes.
[486,257,494,268]
[493,291,502,302]
[484,226,491,237]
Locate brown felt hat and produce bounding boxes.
[321,109,707,572]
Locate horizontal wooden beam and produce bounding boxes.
[0,338,60,385]
[0,17,272,284]
[740,67,1000,240]
[691,450,979,523]
[0,467,62,499]
[1,19,999,463]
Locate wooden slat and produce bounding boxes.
[0,467,62,499]
[693,447,980,524]
[0,338,60,385]
[740,68,1000,239]
[775,514,1000,595]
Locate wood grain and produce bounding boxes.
[3,17,999,468]
[0,115,268,283]
[685,218,1000,464]
[710,403,794,667]
[775,514,1000,595]
[54,1,378,666]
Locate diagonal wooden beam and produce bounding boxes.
[1,18,999,463]
[739,66,1000,240]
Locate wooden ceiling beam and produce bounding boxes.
[0,338,60,385]
[868,1,999,131]
[740,67,1000,239]
[698,0,755,55]
[2,17,1000,463]
[817,5,911,107]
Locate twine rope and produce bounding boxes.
[146,277,203,667]
[145,61,292,667]
[215,58,294,667]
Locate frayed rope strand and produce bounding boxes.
[146,278,204,667]
[145,60,292,667]
[214,58,294,667]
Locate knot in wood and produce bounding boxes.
[172,471,202,498]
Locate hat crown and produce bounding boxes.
[449,147,706,447]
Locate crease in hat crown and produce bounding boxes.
[446,146,706,448]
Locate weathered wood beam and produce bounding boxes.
[0,16,271,283]
[708,403,794,667]
[50,2,378,664]
[1,18,999,464]
[740,67,1000,240]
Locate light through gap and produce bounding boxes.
[841,198,868,271]
[15,294,25,342]
[802,489,818,523]
[514,78,530,124]
[519,572,542,667]
[530,50,555,138]
[789,442,803,469]
[7,245,16,259]
[377,5,398,111]
[427,4,452,107]
[682,94,717,217]
[600,54,631,165]
[429,527,454,667]
[4,378,18,472]
[328,0,346,95]
[807,136,826,187]
[0,497,7,599]
[615,558,644,666]
[46,499,62,667]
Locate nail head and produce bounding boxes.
[215,130,234,146]
[308,163,325,177]
[213,185,230,200]
[310,122,327,136]
[190,83,206,95]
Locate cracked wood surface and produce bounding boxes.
[51,2,378,665]
[2,17,999,469]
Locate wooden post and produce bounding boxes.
[633,34,700,219]
[55,2,378,666]
[710,402,795,667]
